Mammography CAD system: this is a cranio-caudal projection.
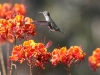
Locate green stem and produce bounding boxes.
[7,42,10,75]
[9,61,17,75]
[9,61,13,75]
[66,66,71,75]
[0,43,6,75]
[9,37,17,75]
[30,65,32,75]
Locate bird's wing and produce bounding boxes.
[33,21,49,26]
[33,20,53,30]
[50,19,58,28]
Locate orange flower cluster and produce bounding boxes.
[51,46,86,67]
[9,40,51,69]
[88,48,100,71]
[0,3,26,18]
[0,14,36,43]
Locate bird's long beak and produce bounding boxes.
[38,12,44,13]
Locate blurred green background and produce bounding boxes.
[1,0,100,75]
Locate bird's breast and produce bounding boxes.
[45,16,51,21]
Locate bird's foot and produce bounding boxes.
[49,29,52,33]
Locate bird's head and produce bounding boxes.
[39,11,50,17]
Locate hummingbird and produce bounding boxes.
[33,11,65,34]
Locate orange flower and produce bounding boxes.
[14,3,26,15]
[0,19,13,43]
[0,3,26,18]
[50,48,60,66]
[2,3,13,18]
[0,4,3,17]
[31,42,51,68]
[9,45,25,63]
[0,3,36,44]
[23,23,36,36]
[0,14,36,43]
[51,46,86,67]
[15,14,24,23]
[88,48,100,71]
[23,40,35,47]
[68,46,86,61]
[10,40,51,68]
[51,47,68,66]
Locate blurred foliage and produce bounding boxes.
[1,0,100,75]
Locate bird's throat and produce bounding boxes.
[44,15,51,21]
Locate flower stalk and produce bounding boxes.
[0,43,6,75]
[30,65,33,75]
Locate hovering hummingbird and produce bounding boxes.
[33,11,65,34]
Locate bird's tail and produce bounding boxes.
[59,30,65,34]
